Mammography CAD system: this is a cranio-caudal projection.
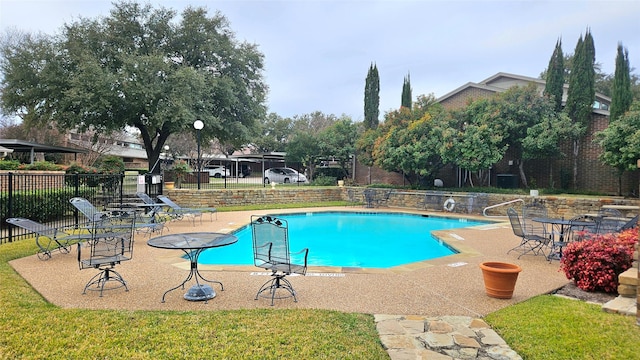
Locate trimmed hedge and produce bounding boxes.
[0,188,95,223]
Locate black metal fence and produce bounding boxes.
[1,163,310,244]
[0,172,151,244]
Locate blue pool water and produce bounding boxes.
[198,212,486,268]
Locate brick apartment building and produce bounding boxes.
[356,72,637,195]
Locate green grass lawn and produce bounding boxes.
[2,202,639,359]
[486,295,640,359]
[0,239,387,360]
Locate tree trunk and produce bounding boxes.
[572,139,580,189]
[518,160,528,188]
[618,174,622,196]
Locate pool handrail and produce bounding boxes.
[483,199,525,218]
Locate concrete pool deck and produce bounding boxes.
[10,207,571,316]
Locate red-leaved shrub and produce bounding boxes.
[560,228,637,293]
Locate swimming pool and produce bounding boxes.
[198,212,487,268]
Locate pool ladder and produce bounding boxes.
[482,199,524,218]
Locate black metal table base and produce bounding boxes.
[161,249,223,303]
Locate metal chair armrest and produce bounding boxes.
[291,248,309,267]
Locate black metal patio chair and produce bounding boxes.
[566,214,598,242]
[251,215,309,306]
[77,214,135,296]
[363,189,376,208]
[522,202,548,236]
[346,188,359,206]
[507,207,550,259]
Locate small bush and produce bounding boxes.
[64,162,98,175]
[19,161,63,171]
[64,162,100,187]
[170,160,191,188]
[0,159,20,170]
[314,167,346,180]
[96,155,125,174]
[560,228,637,293]
[312,175,337,186]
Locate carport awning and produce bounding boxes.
[228,152,286,162]
[0,139,87,163]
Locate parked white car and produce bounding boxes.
[264,167,308,184]
[206,166,230,178]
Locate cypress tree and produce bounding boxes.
[401,73,412,109]
[566,30,596,130]
[565,29,596,188]
[364,63,380,129]
[565,35,585,124]
[544,38,565,112]
[609,43,632,122]
[584,29,596,113]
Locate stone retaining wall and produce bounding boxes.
[165,187,640,219]
[165,187,344,208]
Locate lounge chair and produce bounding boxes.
[619,214,639,231]
[135,192,164,214]
[597,208,623,218]
[156,195,217,223]
[595,214,638,234]
[70,197,164,236]
[69,196,110,223]
[6,217,92,260]
[251,215,309,305]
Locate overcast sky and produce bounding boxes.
[1,0,639,121]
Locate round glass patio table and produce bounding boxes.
[147,232,237,303]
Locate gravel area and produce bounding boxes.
[552,282,617,304]
[10,207,572,316]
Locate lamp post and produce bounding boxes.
[162,145,170,170]
[193,120,204,190]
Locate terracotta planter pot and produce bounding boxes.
[165,181,175,190]
[479,261,522,299]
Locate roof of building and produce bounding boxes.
[0,139,87,154]
[437,72,611,115]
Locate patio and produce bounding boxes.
[9,207,570,315]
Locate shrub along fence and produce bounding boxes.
[0,172,147,244]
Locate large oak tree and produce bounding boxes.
[0,1,267,172]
